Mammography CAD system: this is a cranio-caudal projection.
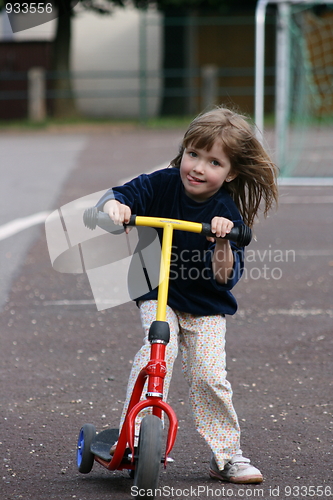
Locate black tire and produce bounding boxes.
[133,415,163,499]
[77,423,96,474]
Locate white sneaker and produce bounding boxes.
[209,450,263,484]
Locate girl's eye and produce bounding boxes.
[212,160,220,166]
[189,151,197,158]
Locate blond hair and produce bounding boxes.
[171,107,279,228]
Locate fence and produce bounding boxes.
[0,66,276,122]
[0,14,277,121]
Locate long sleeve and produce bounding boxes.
[95,168,246,316]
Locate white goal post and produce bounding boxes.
[255,0,333,172]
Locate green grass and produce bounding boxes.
[0,115,199,132]
[4,112,330,133]
[0,116,139,131]
[143,116,195,129]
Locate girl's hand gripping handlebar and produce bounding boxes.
[200,222,252,247]
[83,207,252,247]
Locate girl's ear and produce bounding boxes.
[225,173,237,183]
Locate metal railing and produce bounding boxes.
[0,65,276,121]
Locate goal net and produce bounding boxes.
[255,1,333,179]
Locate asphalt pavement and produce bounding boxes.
[0,125,332,500]
[0,133,87,308]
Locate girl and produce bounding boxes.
[96,106,278,484]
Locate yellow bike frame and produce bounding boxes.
[133,216,203,322]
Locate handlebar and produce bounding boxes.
[83,207,252,247]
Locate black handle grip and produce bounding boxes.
[83,208,252,246]
[201,223,252,247]
[83,207,137,231]
[83,207,128,234]
[83,207,99,229]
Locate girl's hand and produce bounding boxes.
[207,216,234,242]
[103,199,132,232]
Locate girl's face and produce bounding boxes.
[180,139,236,202]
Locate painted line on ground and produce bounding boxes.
[279,196,333,204]
[0,165,167,243]
[121,174,333,188]
[41,299,119,307]
[40,302,333,319]
[40,301,333,318]
[239,308,333,318]
[264,308,333,318]
[296,249,333,256]
[278,177,333,186]
[0,173,332,242]
[0,211,51,242]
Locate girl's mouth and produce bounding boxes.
[187,174,205,184]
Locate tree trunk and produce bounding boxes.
[160,9,189,116]
[52,1,79,118]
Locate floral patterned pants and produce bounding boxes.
[119,300,240,469]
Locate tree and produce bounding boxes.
[52,0,125,117]
[53,1,78,117]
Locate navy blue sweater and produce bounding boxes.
[96,168,244,316]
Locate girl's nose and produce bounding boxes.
[193,159,205,173]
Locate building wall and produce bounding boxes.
[194,14,275,115]
[0,7,162,119]
[0,8,274,120]
[0,40,53,119]
[71,7,162,118]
